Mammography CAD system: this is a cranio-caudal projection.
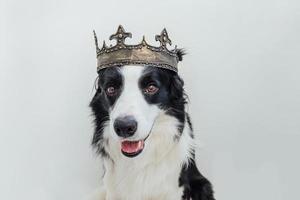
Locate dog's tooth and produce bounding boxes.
[138,141,143,149]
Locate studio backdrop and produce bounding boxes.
[0,0,299,199]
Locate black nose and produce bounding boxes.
[114,116,138,138]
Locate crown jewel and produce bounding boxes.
[93,25,182,72]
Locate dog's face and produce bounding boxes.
[90,65,186,159]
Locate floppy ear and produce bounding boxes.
[166,73,187,133]
[169,74,187,105]
[89,75,110,154]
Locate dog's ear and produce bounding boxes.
[93,76,102,94]
[169,74,186,104]
[176,49,186,61]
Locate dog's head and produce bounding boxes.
[90,61,187,160]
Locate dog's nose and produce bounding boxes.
[114,116,138,138]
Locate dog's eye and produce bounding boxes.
[144,84,159,95]
[106,86,116,96]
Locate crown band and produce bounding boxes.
[93,25,182,73]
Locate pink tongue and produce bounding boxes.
[121,140,144,153]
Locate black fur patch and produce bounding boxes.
[186,112,194,138]
[179,159,215,200]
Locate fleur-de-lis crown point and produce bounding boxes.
[155,28,172,47]
[109,25,132,45]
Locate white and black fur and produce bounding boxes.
[89,53,215,200]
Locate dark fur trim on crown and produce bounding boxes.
[176,48,186,61]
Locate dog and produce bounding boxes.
[89,50,215,200]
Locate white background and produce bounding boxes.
[1,0,299,199]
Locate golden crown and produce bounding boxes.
[93,25,183,73]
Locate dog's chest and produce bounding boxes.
[103,159,183,200]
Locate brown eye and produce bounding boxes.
[106,86,116,96]
[144,84,159,95]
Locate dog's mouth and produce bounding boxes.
[120,120,155,158]
[121,140,144,157]
[120,133,151,158]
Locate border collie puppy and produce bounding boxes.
[89,55,215,200]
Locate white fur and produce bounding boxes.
[90,66,194,200]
